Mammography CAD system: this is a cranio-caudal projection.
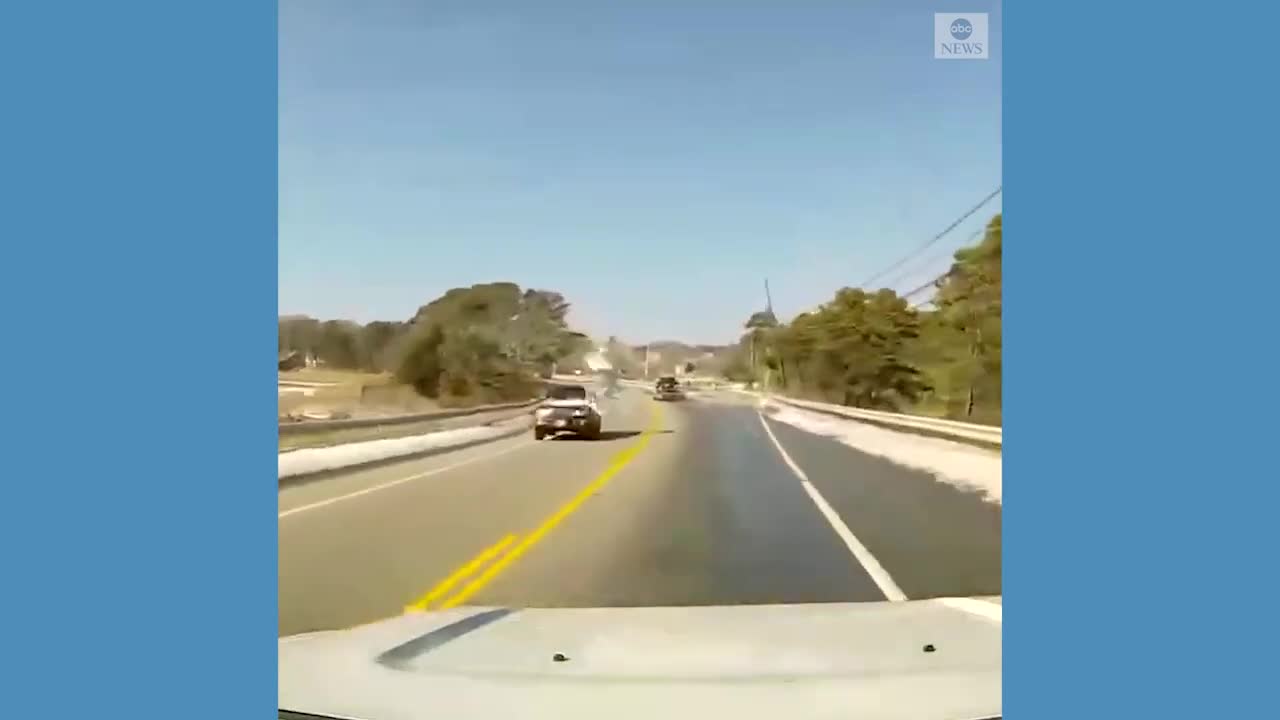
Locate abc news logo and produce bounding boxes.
[935,13,989,59]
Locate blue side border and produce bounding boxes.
[2,2,277,718]
[1008,2,1279,718]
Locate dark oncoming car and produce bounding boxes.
[654,376,685,401]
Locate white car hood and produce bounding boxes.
[280,599,1002,720]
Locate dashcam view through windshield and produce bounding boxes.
[279,3,1003,719]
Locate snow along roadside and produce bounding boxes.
[279,415,530,480]
[760,399,1002,505]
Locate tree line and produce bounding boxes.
[722,213,1002,424]
[278,317,407,374]
[279,282,591,405]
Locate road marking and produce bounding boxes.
[278,438,534,519]
[435,405,663,609]
[938,597,1002,624]
[757,412,908,602]
[404,534,518,613]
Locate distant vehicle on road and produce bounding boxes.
[654,376,685,401]
[535,384,602,440]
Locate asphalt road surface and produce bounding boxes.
[279,387,1001,637]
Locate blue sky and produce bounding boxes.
[280,1,1002,345]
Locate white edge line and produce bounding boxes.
[279,438,534,519]
[937,597,1003,624]
[757,412,909,603]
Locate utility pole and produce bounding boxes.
[761,277,786,393]
[762,278,773,391]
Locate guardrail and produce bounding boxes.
[278,377,596,436]
[278,398,540,436]
[279,417,532,481]
[567,373,1000,447]
[765,394,1002,447]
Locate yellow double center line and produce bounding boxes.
[403,534,518,613]
[405,404,662,613]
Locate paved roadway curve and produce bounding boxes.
[279,387,1001,637]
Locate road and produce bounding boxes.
[279,387,1001,637]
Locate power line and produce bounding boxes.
[911,294,944,310]
[908,216,1003,309]
[858,185,1003,289]
[881,226,985,292]
[902,271,949,301]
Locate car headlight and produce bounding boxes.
[573,408,587,417]
[536,408,552,419]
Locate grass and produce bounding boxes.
[278,383,363,418]
[277,366,555,449]
[278,368,403,418]
[277,367,540,448]
[904,397,1002,427]
[278,368,393,385]
[767,384,1001,428]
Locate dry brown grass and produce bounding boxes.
[276,367,476,422]
[278,369,396,419]
[278,368,393,385]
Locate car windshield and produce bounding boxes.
[547,385,587,401]
[279,2,1002,718]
